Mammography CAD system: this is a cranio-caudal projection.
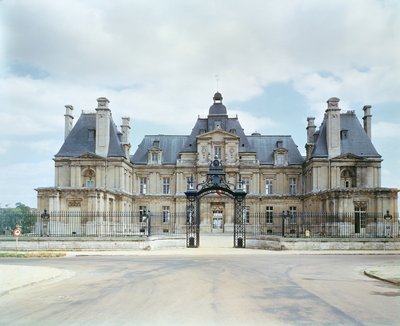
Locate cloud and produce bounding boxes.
[1,0,399,206]
[0,161,53,208]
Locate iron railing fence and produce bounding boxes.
[247,212,399,238]
[0,210,187,237]
[0,210,398,238]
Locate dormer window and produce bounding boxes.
[148,148,162,165]
[82,168,96,188]
[153,140,160,147]
[88,129,95,141]
[341,130,348,139]
[341,169,355,188]
[274,148,288,166]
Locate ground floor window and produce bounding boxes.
[162,206,170,223]
[289,206,297,223]
[266,206,273,224]
[354,205,366,233]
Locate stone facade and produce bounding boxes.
[36,93,398,233]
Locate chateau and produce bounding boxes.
[36,93,398,233]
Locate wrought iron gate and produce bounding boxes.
[184,156,246,248]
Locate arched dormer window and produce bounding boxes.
[82,168,96,188]
[341,168,355,188]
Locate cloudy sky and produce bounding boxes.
[1,0,399,208]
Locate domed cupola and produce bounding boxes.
[208,92,227,115]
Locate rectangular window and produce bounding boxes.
[243,206,250,224]
[88,129,95,141]
[242,177,250,193]
[162,206,170,223]
[289,177,297,195]
[186,176,194,190]
[139,206,147,223]
[163,177,170,194]
[266,206,273,224]
[85,180,95,188]
[354,206,366,233]
[289,206,297,223]
[139,177,147,194]
[265,179,273,194]
[214,146,222,159]
[151,152,158,163]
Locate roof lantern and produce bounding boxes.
[209,92,227,115]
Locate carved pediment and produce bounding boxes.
[196,129,240,141]
[79,152,103,159]
[335,153,364,160]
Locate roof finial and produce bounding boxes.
[215,74,219,91]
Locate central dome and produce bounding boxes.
[209,92,227,115]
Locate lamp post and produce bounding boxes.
[281,210,289,237]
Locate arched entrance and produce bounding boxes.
[185,157,247,248]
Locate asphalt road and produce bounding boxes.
[0,253,399,326]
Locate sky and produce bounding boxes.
[1,0,399,208]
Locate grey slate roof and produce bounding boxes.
[247,135,304,165]
[312,111,380,158]
[131,135,189,164]
[55,113,125,158]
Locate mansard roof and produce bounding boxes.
[55,113,125,158]
[311,111,381,158]
[247,135,304,165]
[131,135,189,165]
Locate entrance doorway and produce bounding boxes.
[212,206,224,232]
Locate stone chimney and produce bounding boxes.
[326,97,341,158]
[64,105,74,140]
[363,105,372,139]
[305,117,316,159]
[120,117,131,158]
[95,97,111,157]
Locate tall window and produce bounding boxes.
[242,177,250,193]
[243,206,250,224]
[354,205,366,233]
[266,206,273,224]
[265,179,273,194]
[139,206,147,222]
[139,177,147,194]
[289,206,297,223]
[186,176,195,190]
[162,206,170,223]
[214,146,222,159]
[163,177,170,194]
[151,152,158,163]
[289,177,297,195]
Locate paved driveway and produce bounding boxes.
[0,251,399,325]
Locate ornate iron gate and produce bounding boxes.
[184,156,247,248]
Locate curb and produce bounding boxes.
[363,270,400,286]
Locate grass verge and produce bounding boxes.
[0,251,66,258]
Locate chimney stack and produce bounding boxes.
[64,105,74,140]
[95,97,111,157]
[305,117,316,159]
[363,105,372,139]
[121,117,131,158]
[326,97,341,158]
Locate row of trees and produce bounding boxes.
[0,203,37,235]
